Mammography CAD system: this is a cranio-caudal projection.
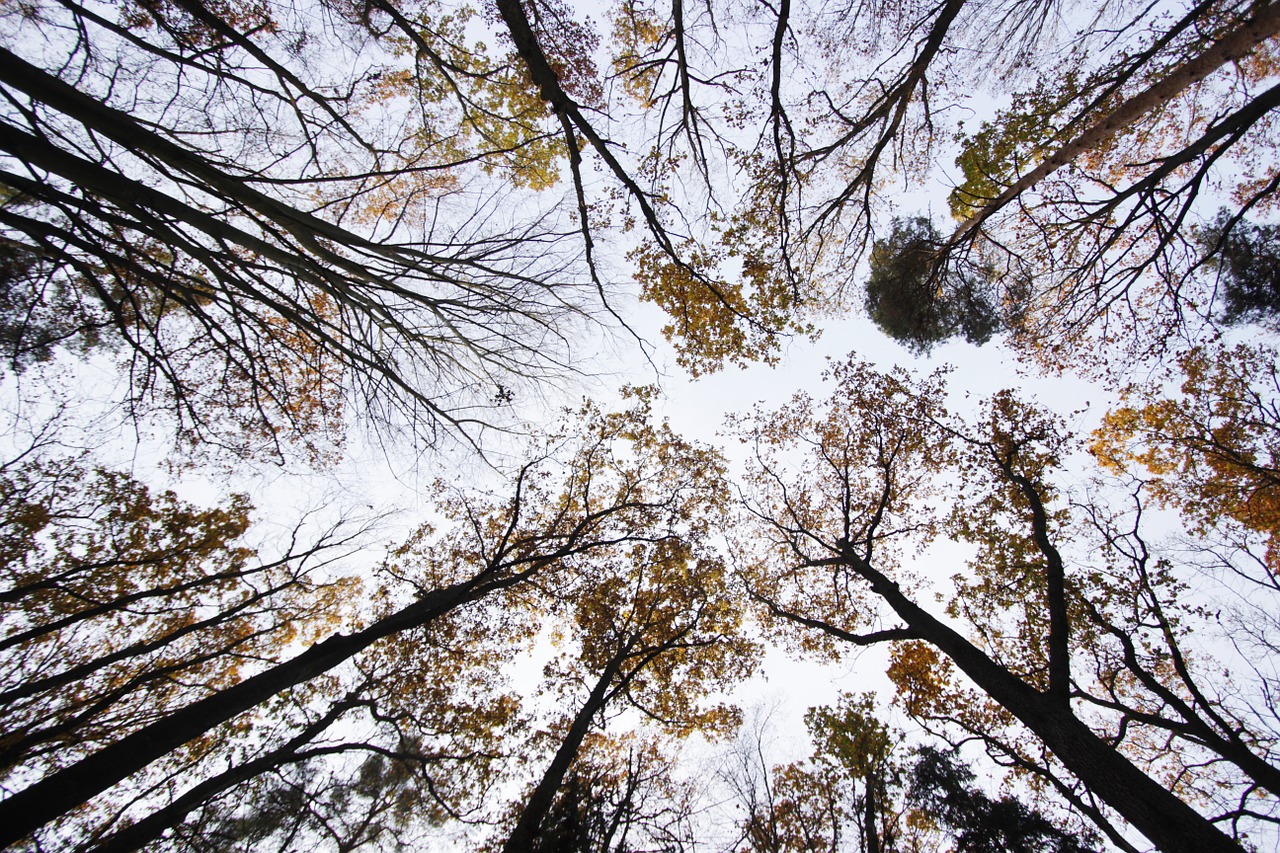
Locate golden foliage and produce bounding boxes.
[0,461,350,786]
[1092,343,1280,569]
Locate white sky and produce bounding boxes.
[7,0,1276,843]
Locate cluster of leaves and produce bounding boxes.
[946,71,1083,221]
[1198,212,1280,326]
[631,232,813,376]
[908,748,1099,853]
[3,0,1280,850]
[1093,343,1280,566]
[863,218,1011,353]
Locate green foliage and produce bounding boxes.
[805,692,896,781]
[1198,211,1280,325]
[909,748,1100,853]
[863,217,1003,353]
[948,76,1079,221]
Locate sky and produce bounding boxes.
[7,0,1278,844]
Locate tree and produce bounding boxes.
[734,356,1277,852]
[0,395,727,849]
[501,525,756,849]
[85,588,528,853]
[617,0,1280,365]
[932,0,1280,362]
[734,694,911,853]
[908,748,1099,853]
[509,733,702,853]
[492,0,827,375]
[83,696,378,853]
[178,750,424,852]
[862,217,1014,353]
[932,0,1280,349]
[1197,212,1280,325]
[6,0,1279,417]
[0,0,612,461]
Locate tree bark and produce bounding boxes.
[0,573,513,848]
[845,551,1243,853]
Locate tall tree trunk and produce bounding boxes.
[863,774,881,853]
[503,652,627,852]
[0,581,290,707]
[0,573,514,848]
[847,552,1243,853]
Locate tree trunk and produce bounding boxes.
[0,574,509,848]
[849,554,1243,853]
[863,775,881,853]
[502,653,626,852]
[0,581,289,707]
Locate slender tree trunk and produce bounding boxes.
[89,701,357,853]
[863,775,881,853]
[846,552,1243,853]
[503,653,627,852]
[0,574,511,848]
[947,0,1280,248]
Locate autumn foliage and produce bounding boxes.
[2,0,1280,849]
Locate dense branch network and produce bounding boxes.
[2,0,1280,850]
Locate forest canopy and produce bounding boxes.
[1,0,1279,850]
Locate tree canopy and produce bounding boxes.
[2,0,1279,849]
[862,217,1013,353]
